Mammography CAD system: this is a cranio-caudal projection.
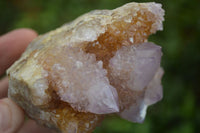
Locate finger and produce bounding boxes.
[0,98,24,133]
[0,77,8,98]
[0,29,37,76]
[18,120,57,133]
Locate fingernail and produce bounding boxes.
[0,101,11,132]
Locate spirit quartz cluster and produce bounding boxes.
[7,2,165,133]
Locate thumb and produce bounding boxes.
[0,98,24,133]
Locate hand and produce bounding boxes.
[0,29,56,133]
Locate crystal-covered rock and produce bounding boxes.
[7,2,164,133]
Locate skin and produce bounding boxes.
[0,29,56,133]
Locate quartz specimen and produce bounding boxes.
[7,2,164,133]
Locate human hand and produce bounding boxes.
[0,29,56,133]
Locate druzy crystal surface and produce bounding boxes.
[7,2,164,133]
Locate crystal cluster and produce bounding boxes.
[7,2,164,133]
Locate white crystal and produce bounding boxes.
[49,47,119,114]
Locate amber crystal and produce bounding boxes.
[7,2,164,133]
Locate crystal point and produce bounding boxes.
[119,101,148,123]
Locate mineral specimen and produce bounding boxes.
[7,2,164,133]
